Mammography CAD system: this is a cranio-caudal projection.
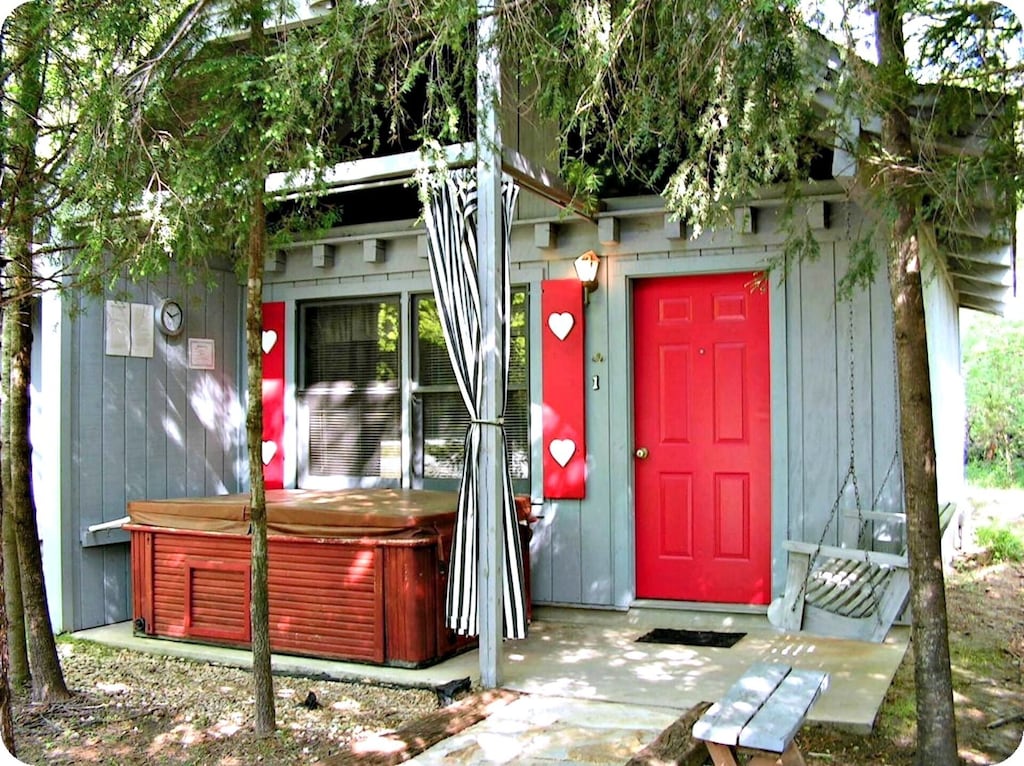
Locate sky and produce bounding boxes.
[800,0,1024,66]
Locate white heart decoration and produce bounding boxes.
[549,438,576,468]
[547,312,575,341]
[261,441,278,465]
[261,329,278,355]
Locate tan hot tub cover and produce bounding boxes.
[126,489,462,538]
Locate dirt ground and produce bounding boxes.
[9,488,1024,765]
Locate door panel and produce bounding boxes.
[633,273,771,604]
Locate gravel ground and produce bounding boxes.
[13,642,440,765]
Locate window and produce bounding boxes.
[299,299,401,486]
[413,291,530,485]
[298,291,530,489]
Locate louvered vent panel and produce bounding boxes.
[269,539,384,662]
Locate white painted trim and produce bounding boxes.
[264,275,431,303]
[38,283,66,631]
[769,274,789,599]
[267,141,592,221]
[266,143,474,195]
[282,299,298,489]
[399,291,413,490]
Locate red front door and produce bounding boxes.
[633,273,771,604]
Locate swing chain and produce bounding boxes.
[791,300,893,624]
[784,209,902,630]
[846,301,863,516]
[846,303,888,631]
[871,324,902,510]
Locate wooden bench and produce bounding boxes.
[692,663,829,766]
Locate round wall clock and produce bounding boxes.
[157,299,185,337]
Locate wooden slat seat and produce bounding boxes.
[692,662,829,766]
[768,503,958,642]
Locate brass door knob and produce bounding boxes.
[635,447,649,459]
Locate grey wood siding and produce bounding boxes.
[258,189,944,612]
[59,270,244,631]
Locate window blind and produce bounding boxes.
[300,300,400,480]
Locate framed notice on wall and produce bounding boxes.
[188,338,216,370]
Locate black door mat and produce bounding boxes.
[635,628,746,648]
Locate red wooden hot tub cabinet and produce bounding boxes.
[127,489,531,668]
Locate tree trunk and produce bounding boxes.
[876,2,958,764]
[0,308,17,755]
[246,190,275,737]
[243,0,275,737]
[3,2,71,705]
[1,311,30,693]
[0,521,15,757]
[890,212,959,766]
[6,273,70,703]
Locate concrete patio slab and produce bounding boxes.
[73,605,908,764]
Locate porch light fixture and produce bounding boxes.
[574,250,600,304]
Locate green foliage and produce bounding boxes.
[62,1,305,287]
[561,158,603,217]
[962,311,1024,486]
[974,521,1024,562]
[516,0,818,236]
[912,0,1024,92]
[966,458,1024,489]
[12,0,1022,303]
[1,0,175,298]
[59,0,490,288]
[806,0,1022,294]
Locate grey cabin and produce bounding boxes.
[28,16,1017,641]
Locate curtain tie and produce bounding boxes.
[470,417,505,427]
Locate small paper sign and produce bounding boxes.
[188,338,216,370]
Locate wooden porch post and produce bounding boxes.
[476,0,504,688]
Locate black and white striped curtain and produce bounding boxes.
[421,168,527,640]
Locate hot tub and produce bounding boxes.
[127,489,528,667]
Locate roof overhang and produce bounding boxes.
[266,141,594,221]
[811,44,1018,316]
[943,230,1018,315]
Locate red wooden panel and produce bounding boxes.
[131,530,155,634]
[659,345,691,444]
[268,537,384,663]
[542,280,586,499]
[184,560,251,642]
[262,301,286,489]
[659,473,694,558]
[714,473,750,559]
[634,273,771,604]
[713,344,747,441]
[151,533,251,641]
[384,545,437,665]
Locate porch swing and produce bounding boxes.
[767,306,915,643]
